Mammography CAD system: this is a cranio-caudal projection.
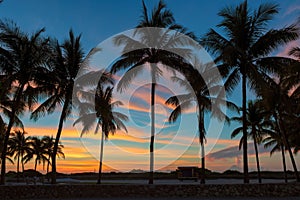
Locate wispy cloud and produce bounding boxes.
[284,5,300,17]
[206,143,271,161]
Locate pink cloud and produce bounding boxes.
[276,40,300,58]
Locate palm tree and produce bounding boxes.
[231,100,273,183]
[30,30,111,184]
[74,85,128,184]
[259,43,300,182]
[8,130,31,182]
[0,75,24,178]
[110,0,195,184]
[0,20,51,184]
[166,61,237,184]
[286,46,300,89]
[0,75,24,129]
[41,136,65,178]
[23,136,48,171]
[0,75,24,183]
[93,86,128,184]
[0,121,14,181]
[257,60,300,182]
[263,131,288,183]
[288,116,300,154]
[201,0,299,183]
[286,46,300,154]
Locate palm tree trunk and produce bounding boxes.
[281,143,288,183]
[34,159,38,171]
[0,114,15,185]
[97,131,105,184]
[242,71,249,184]
[252,130,261,184]
[47,154,51,174]
[17,154,20,182]
[149,82,156,184]
[21,154,25,181]
[201,144,205,184]
[0,84,24,185]
[51,97,70,184]
[46,155,50,181]
[199,108,205,184]
[278,116,300,182]
[47,160,50,174]
[274,114,288,183]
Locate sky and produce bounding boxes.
[0,0,300,173]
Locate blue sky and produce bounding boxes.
[2,0,298,52]
[1,0,300,173]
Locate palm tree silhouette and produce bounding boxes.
[0,122,14,180]
[286,46,300,154]
[0,77,16,170]
[41,135,64,179]
[31,30,81,184]
[263,130,288,183]
[258,66,300,182]
[110,0,195,184]
[30,30,110,184]
[23,136,49,171]
[201,0,299,183]
[0,20,51,184]
[0,75,23,127]
[287,116,300,154]
[231,100,273,183]
[74,84,128,184]
[8,130,31,182]
[166,60,237,184]
[0,73,24,182]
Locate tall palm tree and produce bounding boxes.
[263,131,288,183]
[23,136,48,171]
[286,46,300,153]
[74,85,128,184]
[8,130,31,182]
[201,0,299,183]
[231,100,273,183]
[0,20,51,184]
[166,61,237,184]
[0,76,24,183]
[0,75,24,169]
[110,0,195,184]
[30,30,110,184]
[257,59,300,182]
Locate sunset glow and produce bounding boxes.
[1,0,300,175]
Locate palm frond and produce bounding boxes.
[231,127,243,139]
[73,113,97,136]
[251,25,299,58]
[116,62,146,92]
[168,100,193,122]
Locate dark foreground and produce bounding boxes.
[34,198,300,200]
[1,183,300,200]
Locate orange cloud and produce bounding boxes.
[10,124,299,174]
